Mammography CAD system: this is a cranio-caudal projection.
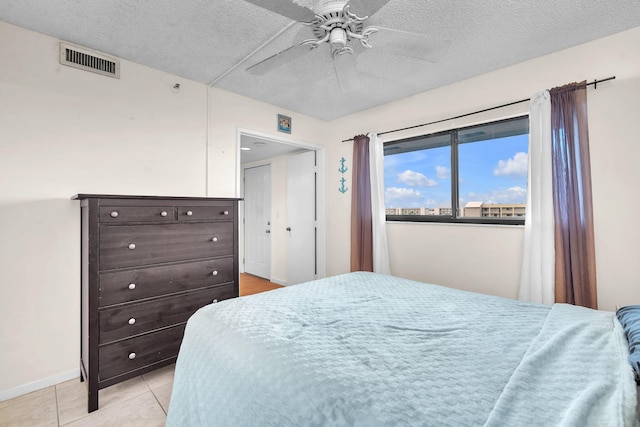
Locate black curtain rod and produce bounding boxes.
[341,76,615,143]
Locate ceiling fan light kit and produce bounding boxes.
[308,2,378,55]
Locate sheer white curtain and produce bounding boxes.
[368,132,391,275]
[518,91,555,304]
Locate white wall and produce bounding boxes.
[0,21,330,400]
[0,22,207,397]
[0,21,210,399]
[326,26,640,308]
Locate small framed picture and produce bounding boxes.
[277,114,291,134]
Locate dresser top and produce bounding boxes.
[72,194,242,201]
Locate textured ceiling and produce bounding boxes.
[240,134,307,164]
[1,1,639,121]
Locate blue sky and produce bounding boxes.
[384,134,529,208]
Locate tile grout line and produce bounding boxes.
[152,390,168,416]
[141,374,167,415]
[54,384,61,427]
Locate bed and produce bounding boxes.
[166,272,638,426]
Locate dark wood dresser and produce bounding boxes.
[72,194,240,412]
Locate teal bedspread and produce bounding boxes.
[166,272,636,426]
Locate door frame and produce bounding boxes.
[237,128,326,282]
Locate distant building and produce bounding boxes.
[480,203,526,218]
[385,207,452,216]
[463,201,483,218]
[399,207,424,215]
[386,202,526,218]
[433,207,453,216]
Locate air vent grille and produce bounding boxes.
[59,43,120,79]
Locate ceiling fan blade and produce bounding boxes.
[334,52,360,93]
[246,43,316,75]
[368,26,451,62]
[243,0,316,22]
[347,0,392,17]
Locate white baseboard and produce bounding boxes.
[0,368,80,402]
[270,277,289,286]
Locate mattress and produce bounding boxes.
[166,272,637,426]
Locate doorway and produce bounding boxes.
[238,129,325,286]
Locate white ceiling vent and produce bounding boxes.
[59,43,120,79]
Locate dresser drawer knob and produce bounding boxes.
[128,243,136,250]
[211,237,218,242]
[128,352,136,360]
[186,210,193,216]
[160,211,168,217]
[223,210,229,216]
[212,270,218,276]
[110,211,119,218]
[128,283,136,290]
[128,318,136,325]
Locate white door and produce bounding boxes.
[287,151,316,284]
[244,165,271,279]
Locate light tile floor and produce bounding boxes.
[0,364,174,427]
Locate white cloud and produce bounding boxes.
[507,186,527,197]
[494,152,528,177]
[385,187,422,199]
[385,187,423,208]
[397,170,438,187]
[436,165,449,180]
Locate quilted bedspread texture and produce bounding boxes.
[166,272,637,426]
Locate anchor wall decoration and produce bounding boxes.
[338,157,348,194]
[339,177,348,194]
[338,157,348,174]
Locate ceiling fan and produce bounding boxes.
[243,0,450,92]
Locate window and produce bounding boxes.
[383,116,529,225]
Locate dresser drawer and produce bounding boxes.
[99,285,234,344]
[99,222,234,270]
[99,206,176,223]
[99,257,234,306]
[178,204,235,221]
[99,324,185,381]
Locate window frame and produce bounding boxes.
[384,115,529,226]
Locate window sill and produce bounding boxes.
[385,217,524,228]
